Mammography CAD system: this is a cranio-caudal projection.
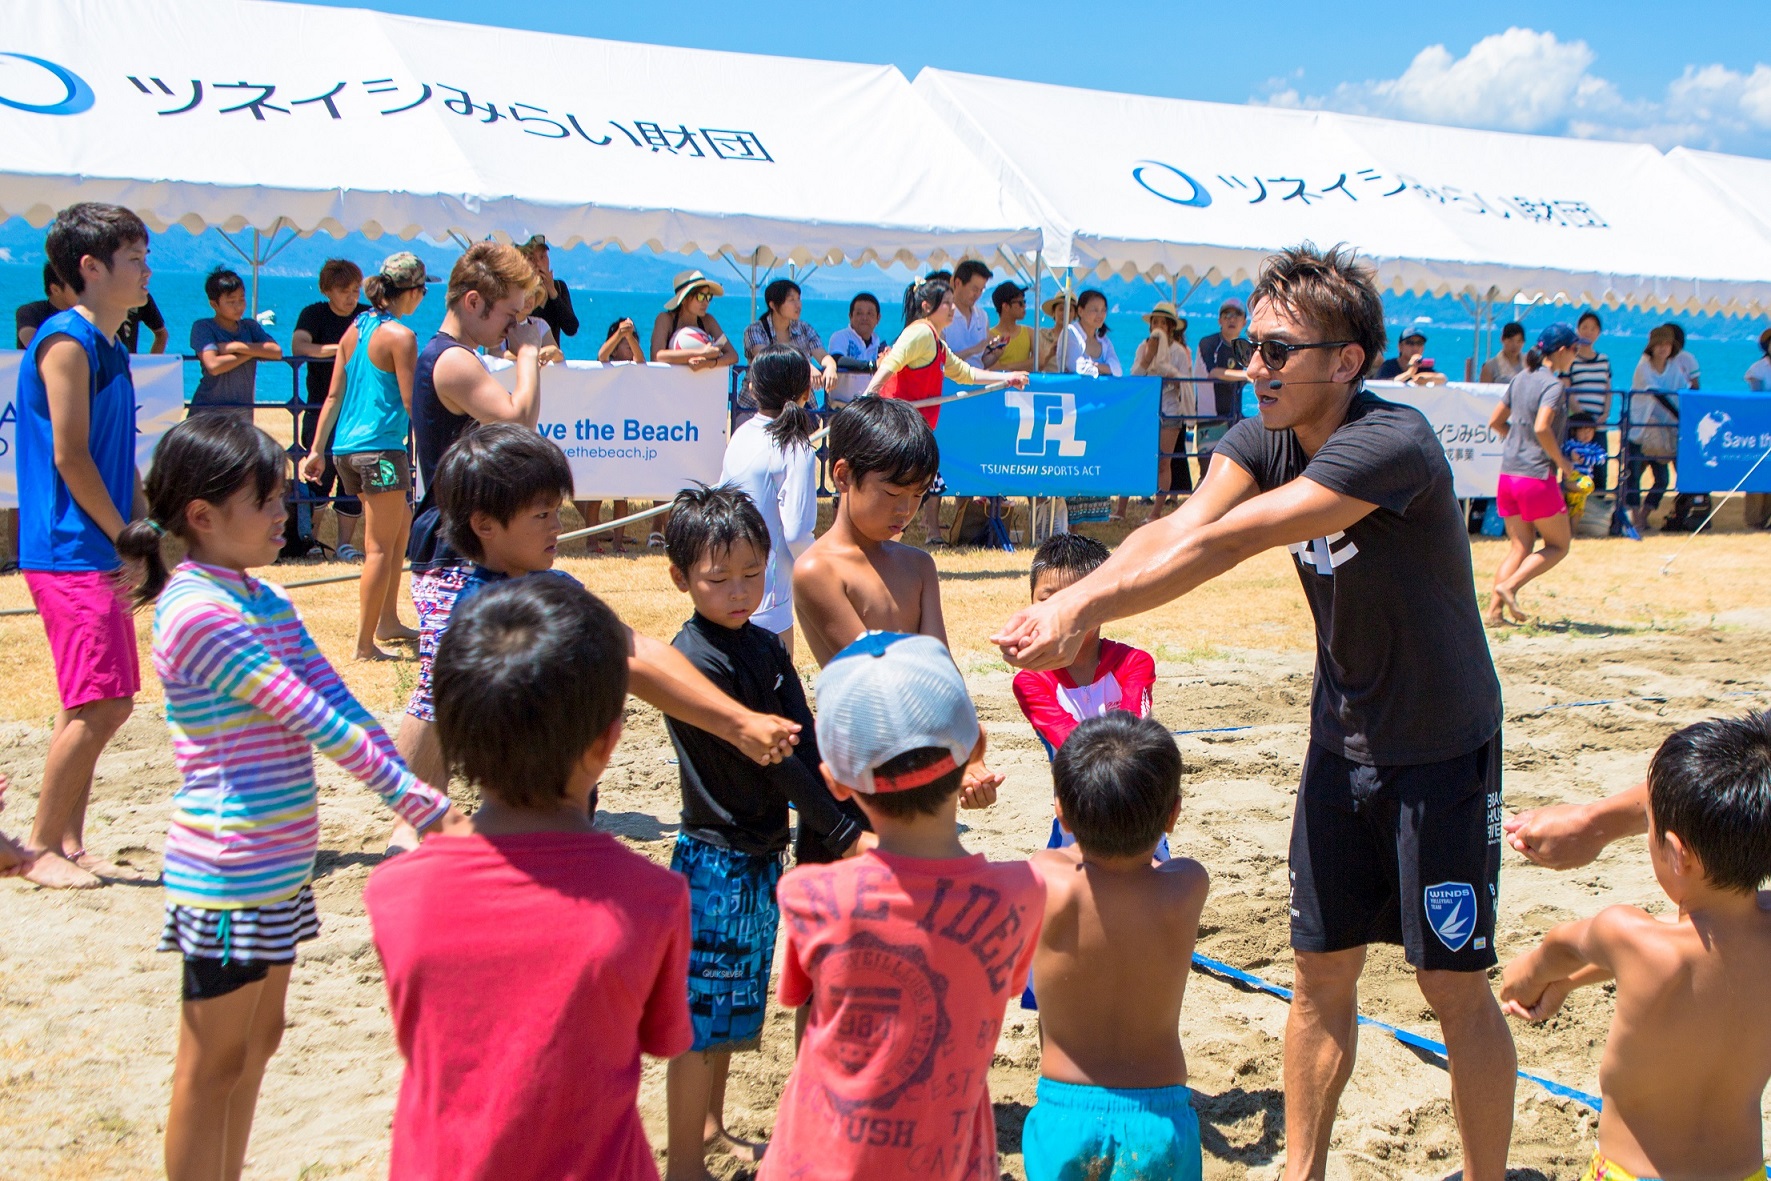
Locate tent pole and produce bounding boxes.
[250,229,261,316]
[1032,251,1043,371]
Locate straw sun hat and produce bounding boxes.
[1040,292,1080,321]
[1142,301,1186,330]
[665,270,726,310]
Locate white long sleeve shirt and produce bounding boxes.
[719,414,818,633]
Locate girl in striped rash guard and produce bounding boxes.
[116,414,463,1181]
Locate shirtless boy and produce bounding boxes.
[1023,713,1210,1181]
[794,395,1001,806]
[1501,711,1771,1181]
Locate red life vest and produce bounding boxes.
[879,338,947,429]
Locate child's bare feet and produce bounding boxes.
[21,847,101,889]
[70,848,148,881]
[355,645,398,662]
[707,1122,767,1164]
[376,623,420,644]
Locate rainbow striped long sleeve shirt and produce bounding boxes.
[155,561,449,909]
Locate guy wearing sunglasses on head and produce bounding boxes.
[993,243,1510,1181]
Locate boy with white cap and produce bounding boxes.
[759,632,1044,1181]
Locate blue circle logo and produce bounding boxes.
[0,53,94,115]
[1132,160,1212,209]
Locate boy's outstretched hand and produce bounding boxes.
[959,733,1002,809]
[735,713,800,765]
[1498,959,1574,1023]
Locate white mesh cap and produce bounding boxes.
[815,632,980,794]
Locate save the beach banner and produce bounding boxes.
[0,351,185,509]
[492,360,729,499]
[1678,391,1771,493]
[934,374,1160,497]
[1375,381,1505,499]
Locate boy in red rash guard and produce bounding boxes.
[1011,533,1156,762]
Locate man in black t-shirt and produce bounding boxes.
[14,262,75,348]
[291,259,371,554]
[995,245,1514,1181]
[118,291,167,353]
[519,236,579,349]
[1194,298,1252,471]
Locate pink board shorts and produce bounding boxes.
[25,569,141,710]
[1496,473,1567,523]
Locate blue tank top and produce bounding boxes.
[410,331,474,516]
[333,311,409,454]
[15,309,136,572]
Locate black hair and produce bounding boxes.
[1525,348,1544,372]
[1662,321,1687,352]
[902,278,953,329]
[1759,326,1771,359]
[1647,711,1771,893]
[1577,310,1602,330]
[750,343,817,451]
[991,281,1027,314]
[829,395,939,491]
[44,203,149,296]
[204,267,245,303]
[605,318,629,339]
[1501,321,1525,341]
[860,747,965,819]
[924,270,953,284]
[849,291,881,316]
[434,576,631,810]
[1029,532,1111,593]
[1250,243,1386,385]
[763,278,801,317]
[1077,289,1110,336]
[40,261,66,296]
[953,259,992,287]
[665,483,771,574]
[1053,714,1182,858]
[116,415,286,606]
[1567,411,1598,427]
[436,423,573,562]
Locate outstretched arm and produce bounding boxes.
[994,457,1374,670]
[628,630,798,765]
[1505,782,1648,869]
[1500,909,1629,1022]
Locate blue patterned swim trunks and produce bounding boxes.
[671,834,785,1052]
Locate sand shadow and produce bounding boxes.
[312,849,386,880]
[596,811,678,843]
[1194,1085,1284,1165]
[994,1100,1030,1156]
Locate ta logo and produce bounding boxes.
[1423,882,1477,952]
[1006,389,1086,458]
[1288,531,1357,575]
[0,53,94,115]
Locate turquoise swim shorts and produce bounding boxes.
[1022,1077,1202,1181]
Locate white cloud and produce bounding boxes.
[1258,29,1771,154]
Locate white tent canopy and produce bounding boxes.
[1667,147,1771,243]
[914,68,1771,315]
[0,0,1039,269]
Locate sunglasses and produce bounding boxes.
[1248,338,1353,371]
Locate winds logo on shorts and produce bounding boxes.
[1423,882,1477,952]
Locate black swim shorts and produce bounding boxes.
[1287,730,1502,972]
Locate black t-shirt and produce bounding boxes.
[1375,357,1408,380]
[118,293,165,353]
[294,300,370,402]
[666,613,864,858]
[14,299,54,346]
[1215,391,1502,766]
[1197,332,1251,418]
[536,282,579,343]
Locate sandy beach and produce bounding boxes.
[3,507,1769,1180]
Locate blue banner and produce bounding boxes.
[1679,392,1771,492]
[932,374,1160,497]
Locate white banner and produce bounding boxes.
[0,350,185,509]
[492,361,730,499]
[1374,380,1506,499]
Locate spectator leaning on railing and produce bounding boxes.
[189,267,281,420]
[651,270,737,373]
[742,278,838,416]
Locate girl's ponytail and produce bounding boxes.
[122,414,288,607]
[362,272,392,311]
[116,517,172,607]
[1524,348,1545,372]
[751,344,816,451]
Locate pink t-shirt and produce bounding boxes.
[762,850,1044,1181]
[1011,639,1156,755]
[366,831,693,1181]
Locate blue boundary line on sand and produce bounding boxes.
[1172,726,1255,737]
[1188,952,1603,1110]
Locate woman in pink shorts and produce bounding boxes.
[1487,323,1584,625]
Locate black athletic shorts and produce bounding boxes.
[1288,730,1502,972]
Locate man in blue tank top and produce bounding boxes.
[14,203,154,889]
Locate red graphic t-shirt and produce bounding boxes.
[762,850,1044,1181]
[1011,639,1156,756]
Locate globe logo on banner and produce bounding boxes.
[1132,161,1213,208]
[1697,411,1732,469]
[0,53,95,115]
[1424,882,1477,952]
[1007,389,1087,459]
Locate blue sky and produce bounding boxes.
[301,0,1771,155]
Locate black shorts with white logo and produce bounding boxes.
[1288,730,1502,972]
